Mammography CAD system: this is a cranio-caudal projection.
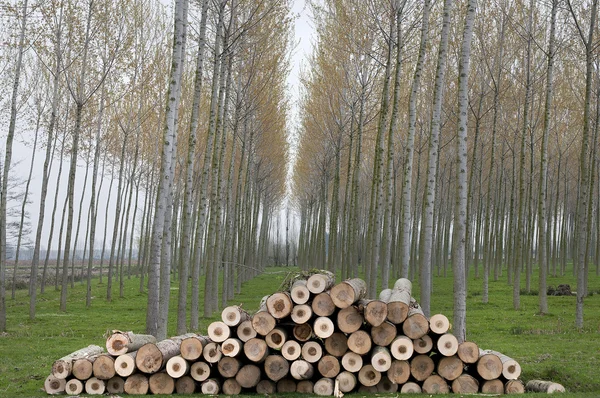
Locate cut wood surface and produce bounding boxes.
[136,333,194,374]
[267,292,293,319]
[314,377,335,396]
[422,374,450,394]
[148,372,174,394]
[400,381,422,393]
[265,355,290,381]
[291,280,311,304]
[256,379,276,394]
[65,379,83,396]
[347,330,371,355]
[456,341,479,364]
[106,331,156,356]
[451,373,479,394]
[402,313,429,339]
[296,380,314,393]
[481,379,504,394]
[72,357,94,380]
[165,355,189,378]
[221,305,250,326]
[318,355,341,378]
[330,278,367,308]
[266,327,287,349]
[337,306,363,333]
[376,375,398,393]
[505,379,525,394]
[207,321,230,342]
[324,332,348,357]
[341,351,363,373]
[218,356,241,378]
[370,321,396,346]
[290,360,314,380]
[92,354,115,380]
[44,375,66,394]
[370,345,392,372]
[244,337,268,362]
[314,316,335,338]
[312,292,336,317]
[235,364,261,387]
[221,337,243,357]
[237,319,257,342]
[387,360,410,384]
[390,335,413,360]
[293,323,313,341]
[525,379,566,393]
[52,344,104,379]
[437,333,459,356]
[307,272,335,294]
[480,348,522,380]
[357,364,381,387]
[336,371,357,392]
[413,334,433,354]
[277,378,297,392]
[282,339,301,360]
[85,377,105,395]
[410,354,435,381]
[222,378,242,395]
[360,299,387,327]
[123,373,149,395]
[200,378,220,394]
[180,335,210,360]
[106,376,125,394]
[190,361,211,382]
[175,375,196,394]
[437,355,463,381]
[251,311,276,336]
[477,352,503,380]
[202,341,222,363]
[429,314,450,334]
[386,289,410,324]
[291,304,312,324]
[301,341,323,363]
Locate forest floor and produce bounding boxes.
[0,264,599,397]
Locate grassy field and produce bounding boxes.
[1,264,599,397]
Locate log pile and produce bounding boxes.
[44,272,536,395]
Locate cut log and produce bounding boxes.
[266,327,287,349]
[291,279,311,304]
[525,379,566,393]
[370,321,396,346]
[336,371,357,392]
[92,354,115,380]
[44,375,66,395]
[386,289,410,324]
[376,375,398,393]
[437,355,463,381]
[251,311,276,336]
[136,333,194,374]
[337,306,364,333]
[379,288,392,302]
[256,379,276,394]
[324,332,348,357]
[429,313,450,334]
[437,333,459,356]
[307,271,335,294]
[347,330,371,355]
[237,319,258,342]
[149,372,174,394]
[476,352,503,380]
[330,278,367,308]
[243,337,268,362]
[221,337,243,357]
[341,351,363,373]
[393,277,412,292]
[314,377,335,396]
[222,378,242,395]
[370,345,392,372]
[175,375,196,394]
[358,385,379,393]
[207,321,230,343]
[106,331,156,356]
[124,373,149,395]
[106,375,125,394]
[277,378,297,392]
[190,361,211,382]
[72,357,94,380]
[293,323,313,341]
[165,355,189,378]
[282,339,301,360]
[400,381,422,393]
[200,378,220,394]
[457,341,479,364]
[312,292,336,317]
[52,344,104,379]
[481,379,504,394]
[505,379,526,394]
[410,354,435,381]
[180,335,210,361]
[290,360,314,380]
[413,334,433,354]
[115,352,137,377]
[402,312,429,339]
[318,355,341,378]
[357,364,381,387]
[221,305,250,326]
[390,336,413,360]
[301,341,323,363]
[218,356,241,378]
[65,379,83,395]
[265,354,290,382]
[267,292,293,319]
[202,341,222,363]
[480,348,522,380]
[388,360,410,384]
[314,316,335,338]
[451,373,479,394]
[85,377,105,395]
[291,304,312,324]
[296,380,314,393]
[422,374,450,394]
[360,299,387,327]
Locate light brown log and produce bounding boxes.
[266,327,287,349]
[200,378,220,394]
[336,371,357,392]
[282,339,301,360]
[218,356,241,378]
[376,375,398,393]
[235,364,262,388]
[277,378,297,392]
[207,321,230,343]
[324,332,348,357]
[505,380,525,394]
[341,351,362,373]
[525,379,566,393]
[477,352,503,380]
[290,359,315,380]
[175,375,196,394]
[202,341,222,363]
[400,381,422,393]
[136,333,195,374]
[265,354,290,382]
[291,304,312,324]
[429,313,450,334]
[221,305,250,326]
[85,377,105,395]
[413,334,433,354]
[359,299,387,327]
[244,337,268,362]
[480,348,522,380]
[92,354,115,380]
[347,330,371,355]
[337,305,364,333]
[457,341,479,364]
[52,345,104,379]
[301,341,323,363]
[481,379,504,394]
[312,292,336,316]
[358,364,381,387]
[72,357,94,380]
[437,333,459,356]
[314,377,335,396]
[106,376,124,394]
[256,379,276,394]
[330,278,367,308]
[222,378,242,395]
[267,292,293,319]
[237,319,257,342]
[318,355,341,378]
[124,373,149,395]
[65,379,83,395]
[149,372,174,394]
[291,279,311,304]
[114,352,137,377]
[451,373,479,394]
[293,323,313,341]
[388,360,410,384]
[437,355,463,381]
[307,271,335,294]
[296,380,314,393]
[410,354,435,381]
[370,321,396,346]
[190,361,211,382]
[390,335,413,360]
[386,289,410,324]
[370,345,392,372]
[106,331,157,356]
[165,355,189,378]
[221,337,243,357]
[422,374,450,394]
[402,313,429,339]
[180,335,210,361]
[314,316,335,338]
[252,311,276,336]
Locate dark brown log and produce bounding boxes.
[376,376,398,393]
[388,360,410,384]
[505,380,525,394]
[290,359,314,380]
[106,331,156,356]
[413,334,433,354]
[341,351,362,373]
[52,345,104,379]
[207,321,230,343]
[347,330,371,355]
[296,380,314,393]
[65,379,83,395]
[314,377,335,396]
[422,374,450,394]
[267,292,293,319]
[72,357,94,380]
[266,327,287,349]
[148,372,174,394]
[265,354,290,382]
[477,352,503,380]
[124,373,149,395]
[312,292,336,317]
[480,348,522,380]
[136,333,195,374]
[457,341,479,364]
[437,355,463,381]
[400,381,422,393]
[251,311,276,336]
[282,339,301,360]
[200,378,220,394]
[357,364,381,387]
[256,379,276,394]
[481,379,504,394]
[371,345,392,372]
[114,352,136,377]
[451,373,479,394]
[386,289,410,324]
[429,314,450,334]
[293,323,313,341]
[235,364,261,388]
[92,354,115,380]
[277,378,297,392]
[44,375,66,395]
[218,356,241,378]
[318,355,341,378]
[221,305,250,326]
[291,304,312,324]
[202,342,222,363]
[525,379,566,393]
[106,376,125,394]
[358,385,379,393]
[180,335,210,361]
[437,333,459,356]
[336,371,357,392]
[370,321,396,346]
[301,341,323,363]
[175,375,196,394]
[410,354,435,381]
[165,355,189,378]
[237,319,257,342]
[222,378,242,395]
[324,332,348,357]
[85,377,105,395]
[314,316,335,338]
[402,313,429,339]
[337,305,364,333]
[244,337,268,362]
[359,299,387,327]
[307,271,335,294]
[291,280,311,304]
[330,278,367,308]
[221,337,243,357]
[190,361,211,382]
[390,336,413,360]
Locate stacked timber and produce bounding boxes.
[44,271,534,395]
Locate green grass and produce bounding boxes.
[0,264,599,397]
